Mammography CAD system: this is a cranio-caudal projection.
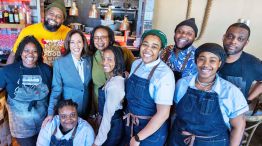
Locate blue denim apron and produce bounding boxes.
[50,124,78,146]
[123,62,168,146]
[5,65,49,138]
[97,85,124,146]
[168,87,229,146]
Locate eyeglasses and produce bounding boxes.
[59,113,77,120]
[93,36,108,42]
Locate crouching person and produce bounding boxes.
[37,99,95,146]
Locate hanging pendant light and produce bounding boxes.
[69,1,79,16]
[120,15,130,31]
[104,6,113,21]
[88,0,99,18]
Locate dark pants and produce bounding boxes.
[15,134,38,146]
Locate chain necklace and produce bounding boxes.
[196,77,215,87]
[195,77,216,92]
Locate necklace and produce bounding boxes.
[196,77,215,88]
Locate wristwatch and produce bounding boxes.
[134,134,141,142]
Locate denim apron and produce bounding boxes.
[123,62,168,146]
[5,65,49,138]
[97,85,124,146]
[168,88,229,146]
[50,124,78,146]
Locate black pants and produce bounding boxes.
[15,134,38,146]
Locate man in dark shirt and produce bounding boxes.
[219,23,262,101]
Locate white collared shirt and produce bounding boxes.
[72,54,84,83]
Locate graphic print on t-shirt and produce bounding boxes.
[14,75,43,96]
[226,76,246,98]
[42,39,64,66]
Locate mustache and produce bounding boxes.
[44,19,61,32]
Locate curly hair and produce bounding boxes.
[103,46,125,76]
[56,99,78,113]
[63,29,92,57]
[15,35,43,63]
[89,25,115,55]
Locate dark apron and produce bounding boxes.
[168,88,229,146]
[174,51,192,82]
[6,65,49,138]
[97,85,124,146]
[123,62,168,146]
[50,124,78,146]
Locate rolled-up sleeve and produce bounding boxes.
[227,87,249,119]
[154,71,175,105]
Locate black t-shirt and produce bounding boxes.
[219,52,262,98]
[0,61,52,98]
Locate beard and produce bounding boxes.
[44,19,62,32]
[223,44,244,55]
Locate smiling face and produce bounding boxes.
[174,25,195,50]
[223,26,249,56]
[102,49,115,76]
[93,28,110,51]
[196,52,222,83]
[70,33,84,59]
[58,105,78,132]
[140,35,162,64]
[21,42,38,68]
[44,7,64,32]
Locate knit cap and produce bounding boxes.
[175,18,198,37]
[46,0,67,19]
[195,43,227,69]
[141,29,167,49]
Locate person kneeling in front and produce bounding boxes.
[37,99,95,146]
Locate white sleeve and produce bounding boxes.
[94,79,125,145]
[154,70,175,105]
[36,122,53,146]
[84,123,95,146]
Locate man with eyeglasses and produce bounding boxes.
[2,0,71,67]
[37,99,95,146]
[161,18,198,82]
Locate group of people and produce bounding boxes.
[0,0,261,146]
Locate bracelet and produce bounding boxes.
[134,134,141,142]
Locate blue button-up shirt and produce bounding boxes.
[165,45,197,77]
[174,74,249,128]
[129,58,175,105]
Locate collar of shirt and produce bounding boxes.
[140,57,161,72]
[94,50,102,62]
[174,45,195,55]
[187,74,224,98]
[71,54,83,67]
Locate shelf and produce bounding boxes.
[0,23,26,29]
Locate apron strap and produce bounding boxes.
[123,113,151,137]
[133,61,143,74]
[147,62,160,80]
[179,50,192,72]
[52,123,78,140]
